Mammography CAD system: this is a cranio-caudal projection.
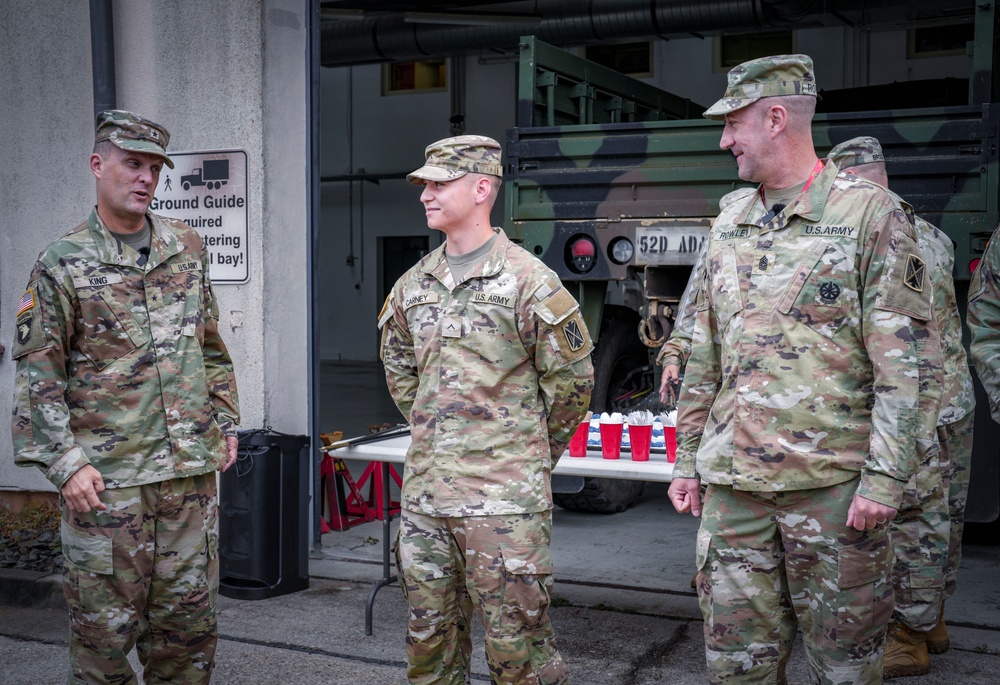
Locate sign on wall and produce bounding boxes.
[150,150,249,284]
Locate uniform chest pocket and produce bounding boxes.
[777,241,856,340]
[77,291,149,370]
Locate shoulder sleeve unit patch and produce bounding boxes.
[13,284,50,358]
[903,253,925,293]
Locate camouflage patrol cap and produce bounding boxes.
[95,110,174,169]
[406,135,502,185]
[828,136,885,169]
[703,54,817,120]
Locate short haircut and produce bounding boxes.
[770,94,816,133]
[93,139,116,157]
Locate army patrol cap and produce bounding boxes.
[95,109,174,169]
[703,54,817,120]
[828,136,885,169]
[407,135,502,185]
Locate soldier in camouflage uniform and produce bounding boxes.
[666,56,941,684]
[829,137,976,678]
[379,135,594,684]
[10,110,240,684]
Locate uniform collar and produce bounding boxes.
[88,208,184,270]
[422,227,509,287]
[735,162,838,232]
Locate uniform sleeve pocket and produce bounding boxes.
[61,519,113,575]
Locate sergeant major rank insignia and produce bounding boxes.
[563,318,585,352]
[904,254,926,293]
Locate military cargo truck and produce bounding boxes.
[504,4,1000,514]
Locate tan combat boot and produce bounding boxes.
[925,612,950,654]
[883,620,931,679]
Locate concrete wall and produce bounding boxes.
[0,0,309,494]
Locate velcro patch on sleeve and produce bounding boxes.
[876,233,932,322]
[377,293,395,329]
[533,281,578,325]
[555,311,592,362]
[12,311,48,359]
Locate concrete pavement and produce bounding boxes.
[3,482,1000,683]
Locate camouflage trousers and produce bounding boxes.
[696,481,893,685]
[890,414,961,631]
[941,412,974,602]
[61,472,220,685]
[395,509,568,685]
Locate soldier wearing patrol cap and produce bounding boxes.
[667,56,941,683]
[11,110,240,683]
[380,135,594,684]
[829,136,975,679]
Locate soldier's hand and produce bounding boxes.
[846,493,897,531]
[660,364,680,404]
[61,465,107,513]
[220,435,239,472]
[668,477,702,517]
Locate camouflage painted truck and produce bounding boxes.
[504,15,1000,514]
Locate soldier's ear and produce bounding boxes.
[767,104,788,136]
[472,174,492,204]
[90,153,104,179]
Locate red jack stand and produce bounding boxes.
[320,454,402,532]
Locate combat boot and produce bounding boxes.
[925,612,950,654]
[883,620,931,679]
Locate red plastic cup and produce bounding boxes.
[664,427,677,463]
[599,422,623,459]
[630,423,652,461]
[568,421,590,457]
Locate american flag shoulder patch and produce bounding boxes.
[17,289,34,317]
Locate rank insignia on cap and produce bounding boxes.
[563,318,585,352]
[904,254,926,293]
[17,289,34,317]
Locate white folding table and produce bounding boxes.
[323,434,675,634]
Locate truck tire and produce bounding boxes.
[553,307,648,514]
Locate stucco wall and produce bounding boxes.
[0,0,309,494]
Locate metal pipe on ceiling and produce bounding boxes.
[320,0,829,66]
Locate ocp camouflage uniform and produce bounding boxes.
[890,214,974,630]
[830,134,977,634]
[380,227,593,684]
[11,207,239,684]
[675,161,941,684]
[968,224,1000,419]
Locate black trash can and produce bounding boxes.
[219,429,310,600]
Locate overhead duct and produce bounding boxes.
[320,0,828,66]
